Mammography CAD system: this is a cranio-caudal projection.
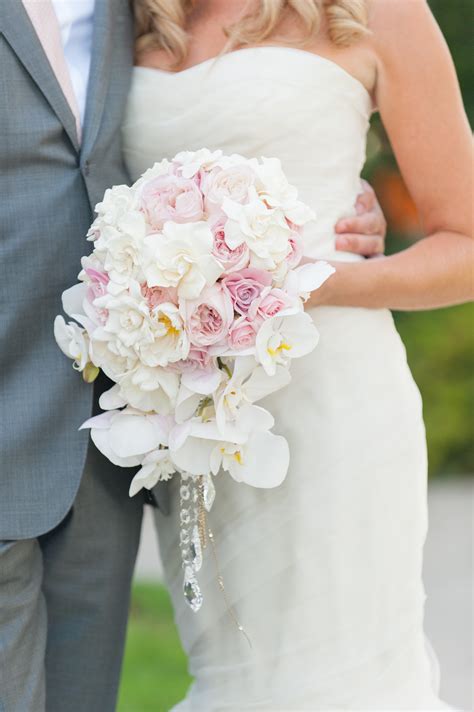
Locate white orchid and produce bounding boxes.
[54,316,90,372]
[80,407,167,467]
[284,260,335,301]
[141,221,223,299]
[255,157,316,226]
[129,449,176,497]
[81,406,192,495]
[81,406,188,464]
[172,404,289,488]
[214,356,291,435]
[256,310,320,376]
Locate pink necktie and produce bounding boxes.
[22,0,82,142]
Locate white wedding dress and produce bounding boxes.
[122,47,450,711]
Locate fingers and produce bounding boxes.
[334,180,387,256]
[336,211,384,236]
[355,179,376,214]
[335,233,385,256]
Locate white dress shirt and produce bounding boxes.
[51,0,96,126]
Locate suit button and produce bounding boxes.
[82,160,91,177]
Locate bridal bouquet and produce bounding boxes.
[55,149,333,611]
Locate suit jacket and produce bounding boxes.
[0,0,167,539]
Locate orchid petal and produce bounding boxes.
[168,420,192,451]
[108,414,163,458]
[90,428,142,467]
[80,411,116,430]
[172,437,215,476]
[99,384,127,411]
[244,365,291,402]
[129,464,161,497]
[181,366,222,395]
[62,283,88,318]
[229,431,289,488]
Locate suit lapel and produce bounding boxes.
[81,0,114,158]
[1,0,79,152]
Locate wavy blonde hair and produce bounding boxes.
[133,0,370,66]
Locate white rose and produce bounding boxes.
[139,302,190,367]
[173,148,224,178]
[89,336,137,381]
[201,165,256,214]
[223,197,291,268]
[92,184,136,233]
[141,221,223,299]
[96,211,147,286]
[133,158,173,189]
[99,290,153,353]
[117,364,179,414]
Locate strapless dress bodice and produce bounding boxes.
[122,46,373,262]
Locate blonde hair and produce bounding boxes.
[133,0,370,66]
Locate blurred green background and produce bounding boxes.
[363,0,473,478]
[118,3,473,710]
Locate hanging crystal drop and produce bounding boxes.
[190,524,203,572]
[183,566,203,612]
[202,474,216,512]
[180,483,191,501]
[180,507,191,525]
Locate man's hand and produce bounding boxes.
[335,180,387,257]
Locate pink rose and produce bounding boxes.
[248,288,292,325]
[183,284,234,347]
[286,231,304,268]
[140,174,203,230]
[85,267,109,301]
[222,268,272,316]
[210,215,250,273]
[84,267,109,324]
[169,347,213,375]
[186,347,213,369]
[201,165,255,214]
[141,284,178,309]
[175,347,213,371]
[228,316,257,351]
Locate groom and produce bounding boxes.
[0,2,387,711]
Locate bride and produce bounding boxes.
[122,1,472,709]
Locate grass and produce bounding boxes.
[118,583,192,712]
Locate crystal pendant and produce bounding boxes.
[180,484,191,501]
[183,567,203,612]
[202,474,216,512]
[190,524,203,572]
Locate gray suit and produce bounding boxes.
[0,2,166,710]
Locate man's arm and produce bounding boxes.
[335,180,387,257]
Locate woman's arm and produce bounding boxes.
[312,0,473,310]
